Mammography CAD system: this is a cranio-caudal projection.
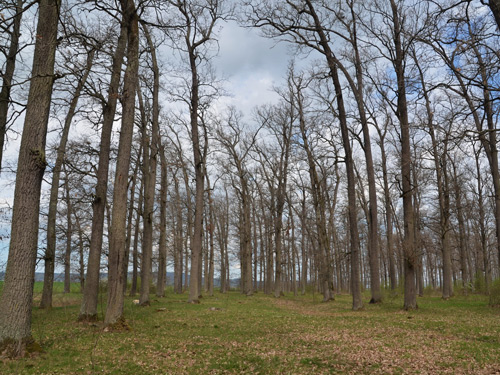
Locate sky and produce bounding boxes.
[0,16,302,274]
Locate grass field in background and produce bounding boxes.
[0,283,499,374]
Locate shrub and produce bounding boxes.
[488,279,500,307]
[474,272,487,294]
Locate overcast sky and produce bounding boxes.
[215,20,293,114]
[0,17,302,272]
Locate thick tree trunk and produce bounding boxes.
[488,1,500,30]
[104,0,139,327]
[79,22,127,322]
[390,0,417,310]
[0,0,60,357]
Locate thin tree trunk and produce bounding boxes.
[0,0,23,173]
[63,167,73,294]
[73,212,85,292]
[41,48,94,308]
[413,53,452,299]
[129,179,143,297]
[157,142,168,297]
[123,148,141,294]
[304,0,360,308]
[206,174,215,296]
[139,22,159,306]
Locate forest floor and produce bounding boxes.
[1,283,500,374]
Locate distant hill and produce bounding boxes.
[0,271,240,288]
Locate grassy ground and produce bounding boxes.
[1,284,499,374]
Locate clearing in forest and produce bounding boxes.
[1,286,500,374]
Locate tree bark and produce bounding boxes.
[389,0,417,310]
[139,22,160,306]
[0,0,60,357]
[63,167,73,294]
[79,21,128,322]
[104,0,139,327]
[157,142,168,298]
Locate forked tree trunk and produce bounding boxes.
[0,0,60,357]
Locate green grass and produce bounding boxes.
[1,284,500,374]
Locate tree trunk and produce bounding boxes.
[63,168,73,294]
[413,53,452,299]
[139,22,160,306]
[123,148,141,294]
[79,22,128,322]
[104,0,139,327]
[173,174,184,294]
[74,212,85,292]
[129,181,142,297]
[0,0,60,357]
[304,0,360,308]
[390,0,417,310]
[187,46,204,303]
[206,174,215,296]
[157,142,168,298]
[295,74,333,303]
[40,48,94,308]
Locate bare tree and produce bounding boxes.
[104,0,140,327]
[79,9,128,322]
[40,42,96,309]
[164,0,230,303]
[138,21,160,306]
[0,0,26,173]
[215,109,258,296]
